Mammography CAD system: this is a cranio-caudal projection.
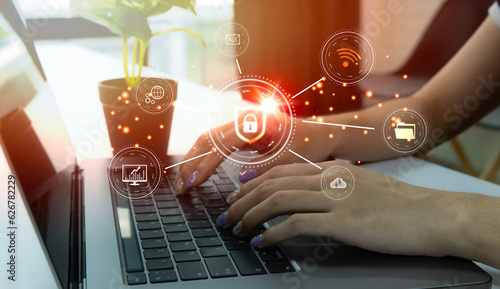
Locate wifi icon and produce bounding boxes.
[337,48,361,68]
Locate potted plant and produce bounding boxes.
[70,0,205,155]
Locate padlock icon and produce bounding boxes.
[243,114,258,133]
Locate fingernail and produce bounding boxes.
[174,177,184,195]
[216,212,228,228]
[232,221,242,236]
[226,189,240,205]
[186,171,198,188]
[239,168,258,183]
[250,234,264,248]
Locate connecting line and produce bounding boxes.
[164,151,213,170]
[291,77,325,99]
[302,120,375,131]
[236,59,242,74]
[173,102,206,115]
[289,150,322,170]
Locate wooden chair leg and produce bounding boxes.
[479,149,500,181]
[450,138,476,176]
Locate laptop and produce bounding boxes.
[0,2,493,289]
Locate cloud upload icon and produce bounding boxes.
[330,177,347,189]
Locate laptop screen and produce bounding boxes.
[0,9,77,289]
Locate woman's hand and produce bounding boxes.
[215,161,461,258]
[174,112,333,195]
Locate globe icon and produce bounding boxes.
[150,85,165,100]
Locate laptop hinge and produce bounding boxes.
[69,167,85,289]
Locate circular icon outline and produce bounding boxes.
[320,166,355,200]
[320,30,375,86]
[207,76,296,167]
[382,108,429,155]
[135,77,174,114]
[107,145,162,200]
[215,23,250,57]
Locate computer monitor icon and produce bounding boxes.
[122,164,148,186]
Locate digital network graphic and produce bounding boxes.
[215,23,250,57]
[321,166,355,200]
[136,77,174,114]
[382,108,428,154]
[320,30,375,86]
[107,146,162,200]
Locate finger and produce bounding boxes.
[249,213,330,248]
[227,163,321,205]
[233,190,330,237]
[221,175,320,228]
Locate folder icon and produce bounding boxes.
[225,34,241,45]
[394,122,416,140]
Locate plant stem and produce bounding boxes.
[136,40,148,86]
[122,35,131,86]
[132,38,138,84]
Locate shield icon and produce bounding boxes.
[234,106,266,144]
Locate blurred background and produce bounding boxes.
[16,0,500,184]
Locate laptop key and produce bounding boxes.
[196,237,222,247]
[199,181,214,188]
[164,223,188,233]
[167,232,192,242]
[192,228,217,238]
[154,194,175,201]
[258,250,286,262]
[207,207,227,215]
[159,208,182,216]
[141,239,167,249]
[170,241,196,252]
[143,248,170,259]
[127,272,147,285]
[225,240,251,250]
[173,251,201,262]
[205,256,237,278]
[139,229,163,239]
[188,220,213,229]
[177,262,208,280]
[181,205,204,213]
[200,193,222,201]
[131,199,154,207]
[185,212,208,221]
[265,261,295,273]
[200,246,227,258]
[216,184,237,193]
[135,213,158,222]
[218,229,244,241]
[197,186,218,194]
[213,178,233,185]
[203,199,227,208]
[134,206,157,214]
[137,221,161,230]
[161,215,184,224]
[149,269,177,283]
[156,201,178,209]
[146,258,174,270]
[230,250,266,275]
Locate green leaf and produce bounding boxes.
[69,0,114,17]
[157,0,197,16]
[0,26,8,39]
[115,0,173,17]
[91,7,152,41]
[153,27,205,48]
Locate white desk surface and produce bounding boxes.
[0,42,499,289]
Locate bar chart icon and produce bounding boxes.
[122,164,147,186]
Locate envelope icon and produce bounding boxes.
[225,34,240,45]
[394,122,416,140]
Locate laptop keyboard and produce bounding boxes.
[115,167,295,285]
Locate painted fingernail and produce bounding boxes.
[226,189,240,205]
[250,234,264,248]
[232,221,242,236]
[186,171,198,188]
[174,177,184,195]
[216,212,228,228]
[239,168,258,183]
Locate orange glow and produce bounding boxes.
[342,61,349,68]
[378,103,383,107]
[329,106,334,111]
[157,105,162,110]
[163,170,167,174]
[351,95,356,100]
[342,83,347,87]
[135,143,139,148]
[403,107,408,112]
[118,96,122,100]
[407,138,412,142]
[111,147,115,152]
[318,117,324,122]
[366,90,373,98]
[212,147,217,152]
[125,100,129,104]
[363,130,368,135]
[386,55,389,58]
[395,93,400,98]
[312,115,316,119]
[117,125,122,129]
[319,90,324,95]
[110,110,115,116]
[127,86,132,91]
[357,160,361,164]
[391,123,396,127]
[305,101,310,106]
[329,133,334,138]
[312,86,316,91]
[159,124,164,129]
[403,74,408,79]
[135,116,139,121]
[354,114,359,119]
[147,135,152,140]
[332,93,335,96]
[316,82,323,89]
[304,137,309,142]
[122,92,128,98]
[122,126,130,134]
[322,76,326,81]
[209,84,213,89]
[341,126,346,130]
